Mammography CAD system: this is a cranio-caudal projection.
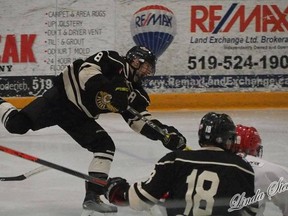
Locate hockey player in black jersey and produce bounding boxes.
[0,46,187,214]
[105,112,258,216]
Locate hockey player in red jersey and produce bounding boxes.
[105,112,258,215]
[236,124,288,216]
[0,46,186,214]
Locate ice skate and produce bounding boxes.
[81,195,117,216]
[82,175,117,216]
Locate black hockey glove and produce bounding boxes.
[161,126,187,151]
[105,177,130,206]
[108,76,129,113]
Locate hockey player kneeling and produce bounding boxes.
[105,112,258,216]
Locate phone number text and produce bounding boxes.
[188,55,288,70]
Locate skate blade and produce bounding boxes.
[82,200,117,214]
[81,209,117,216]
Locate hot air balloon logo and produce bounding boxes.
[130,5,177,58]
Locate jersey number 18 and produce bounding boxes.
[184,169,219,215]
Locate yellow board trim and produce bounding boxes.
[149,92,288,110]
[4,97,36,109]
[4,92,288,110]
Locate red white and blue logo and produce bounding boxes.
[130,5,177,58]
[190,4,288,33]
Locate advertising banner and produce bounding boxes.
[0,0,287,96]
[119,0,288,92]
[0,0,115,96]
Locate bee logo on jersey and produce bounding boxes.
[95,91,118,112]
[130,5,177,58]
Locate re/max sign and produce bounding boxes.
[134,13,173,27]
[191,4,288,33]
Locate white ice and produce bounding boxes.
[1,109,288,216]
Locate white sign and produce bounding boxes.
[0,0,115,75]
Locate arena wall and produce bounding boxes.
[5,91,288,110]
[1,1,287,110]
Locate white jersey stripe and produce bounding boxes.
[93,152,114,160]
[156,158,254,176]
[135,182,158,203]
[63,65,94,118]
[78,63,102,90]
[63,66,81,110]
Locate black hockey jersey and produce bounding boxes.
[129,147,255,216]
[53,50,168,141]
[55,50,149,118]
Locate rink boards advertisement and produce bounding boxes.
[0,0,287,96]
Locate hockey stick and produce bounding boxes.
[0,165,50,181]
[127,106,169,138]
[126,106,189,150]
[0,145,107,186]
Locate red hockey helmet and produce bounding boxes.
[235,124,263,157]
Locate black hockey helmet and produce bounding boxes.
[198,112,237,151]
[126,46,157,75]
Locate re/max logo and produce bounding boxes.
[135,13,173,27]
[190,4,288,33]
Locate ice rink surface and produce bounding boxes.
[1,109,288,216]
